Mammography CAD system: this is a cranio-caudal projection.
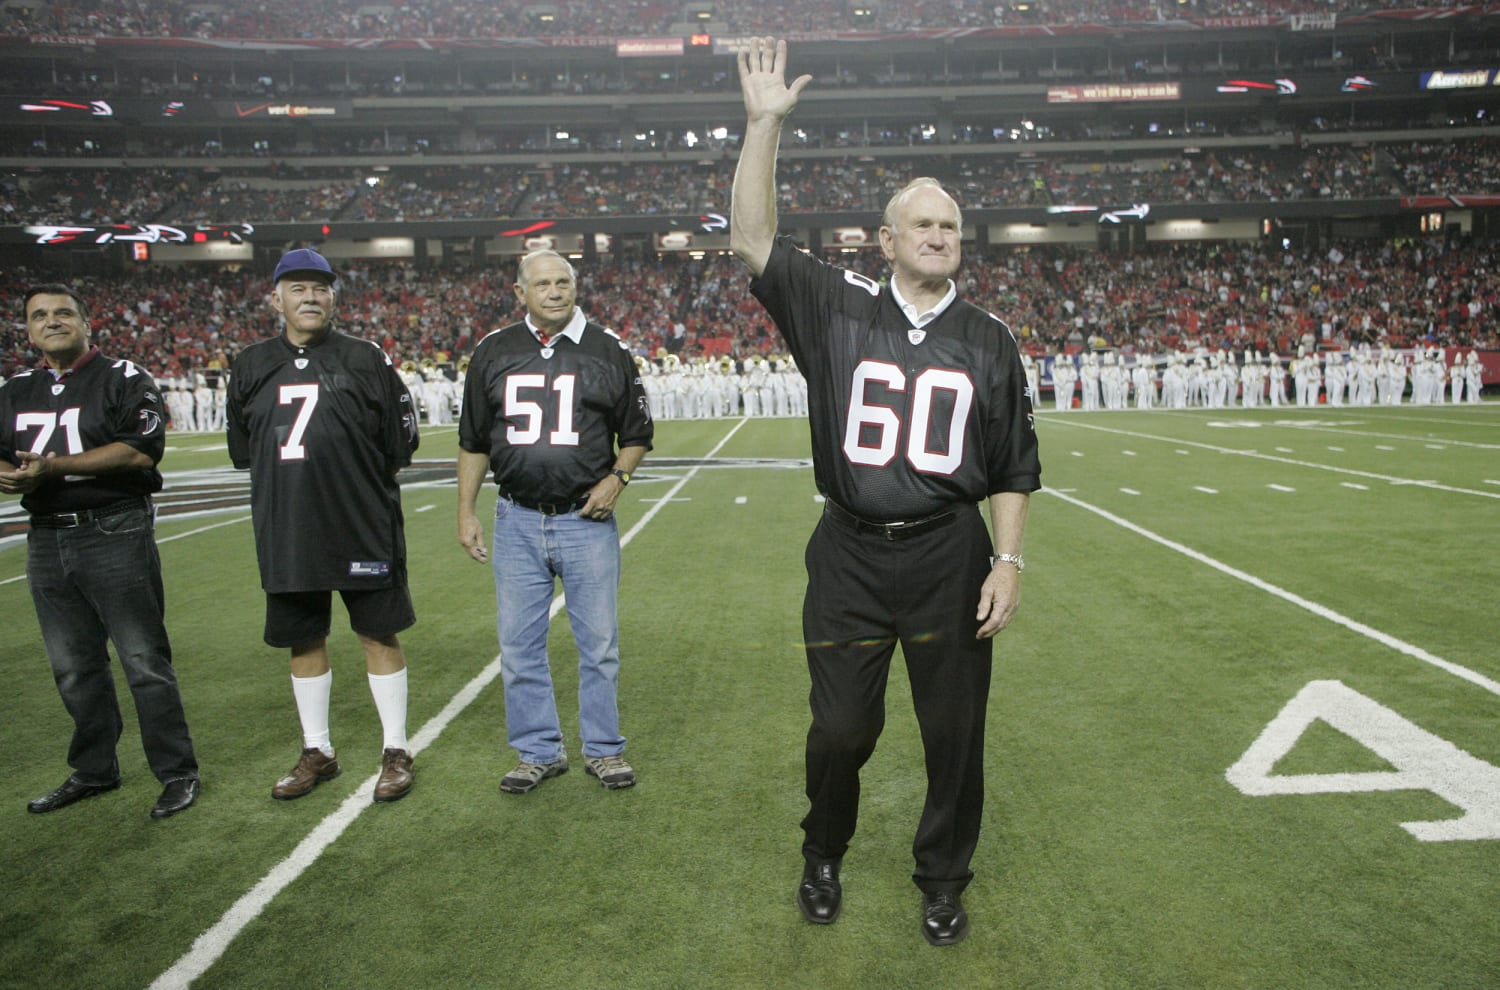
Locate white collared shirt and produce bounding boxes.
[525,306,586,344]
[889,276,957,329]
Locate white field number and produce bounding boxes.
[1226,680,1500,841]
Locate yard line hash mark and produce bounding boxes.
[1043,487,1500,699]
[1043,419,1500,501]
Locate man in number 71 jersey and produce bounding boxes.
[227,248,421,804]
[2,284,200,820]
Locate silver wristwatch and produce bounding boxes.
[990,553,1025,572]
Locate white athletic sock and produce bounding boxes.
[291,670,334,757]
[367,668,409,752]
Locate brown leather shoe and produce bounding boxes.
[373,748,414,803]
[272,748,341,800]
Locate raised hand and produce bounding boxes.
[737,37,812,123]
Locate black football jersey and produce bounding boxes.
[458,316,653,503]
[752,236,1041,520]
[0,349,165,515]
[227,331,418,593]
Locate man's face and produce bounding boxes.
[26,292,91,367]
[879,185,962,285]
[271,277,336,336]
[515,256,577,333]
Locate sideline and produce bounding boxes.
[1041,417,1500,501]
[148,419,749,990]
[1043,486,1500,698]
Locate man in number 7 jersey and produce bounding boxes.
[227,248,421,804]
[732,38,1042,946]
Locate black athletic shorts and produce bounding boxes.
[263,585,416,648]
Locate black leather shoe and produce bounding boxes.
[150,777,200,820]
[796,862,843,924]
[921,890,970,946]
[27,777,121,814]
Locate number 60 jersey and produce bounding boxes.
[227,331,419,593]
[751,236,1040,521]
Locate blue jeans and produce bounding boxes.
[27,503,198,785]
[492,498,626,764]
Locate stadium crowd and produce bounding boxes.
[0,0,1468,43]
[4,238,1497,392]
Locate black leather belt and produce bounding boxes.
[30,498,148,529]
[822,498,956,541]
[501,491,588,515]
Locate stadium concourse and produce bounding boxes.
[9,140,1500,222]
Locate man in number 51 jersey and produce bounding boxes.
[227,248,421,804]
[456,249,652,796]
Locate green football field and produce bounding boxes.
[2,404,1497,990]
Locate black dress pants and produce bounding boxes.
[800,502,994,894]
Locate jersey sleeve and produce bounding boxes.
[110,361,167,465]
[982,313,1042,495]
[457,335,496,455]
[749,235,853,369]
[611,337,654,451]
[0,376,18,467]
[376,346,419,471]
[225,351,252,469]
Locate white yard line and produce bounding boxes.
[149,419,748,990]
[156,515,253,544]
[1043,487,1500,699]
[1041,418,1500,500]
[1338,411,1497,431]
[1278,422,1500,451]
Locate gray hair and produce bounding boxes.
[881,178,963,234]
[517,249,577,289]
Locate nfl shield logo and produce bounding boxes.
[540,347,554,360]
[294,358,309,370]
[50,383,65,396]
[908,329,927,346]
